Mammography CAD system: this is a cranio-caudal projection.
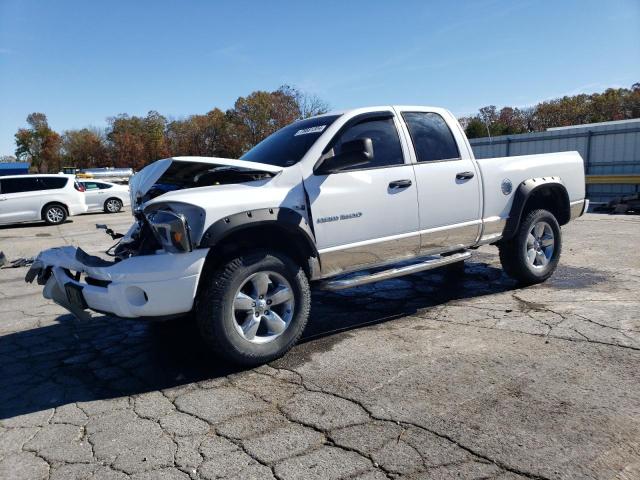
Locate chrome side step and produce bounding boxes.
[319,251,472,291]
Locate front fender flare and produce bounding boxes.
[199,207,318,258]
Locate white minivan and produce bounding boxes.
[0,174,88,226]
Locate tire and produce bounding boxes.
[498,208,561,285]
[43,204,67,225]
[195,250,311,366]
[104,198,123,213]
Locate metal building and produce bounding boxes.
[0,162,29,176]
[469,119,640,203]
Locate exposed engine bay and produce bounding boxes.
[108,160,279,262]
[138,161,276,205]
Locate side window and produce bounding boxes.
[402,112,460,162]
[333,117,404,170]
[0,177,41,194]
[97,183,113,189]
[38,177,68,190]
[83,182,100,190]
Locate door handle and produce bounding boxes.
[456,171,475,180]
[389,179,412,189]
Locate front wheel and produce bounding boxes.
[498,209,562,285]
[195,250,311,366]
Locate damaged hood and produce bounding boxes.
[129,156,284,206]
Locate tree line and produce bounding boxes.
[12,85,328,172]
[10,82,639,171]
[460,82,640,139]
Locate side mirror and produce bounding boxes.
[316,138,373,174]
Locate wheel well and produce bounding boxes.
[501,181,570,241]
[202,224,317,278]
[522,185,570,225]
[41,202,68,219]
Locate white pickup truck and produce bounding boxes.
[26,106,587,365]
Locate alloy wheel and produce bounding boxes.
[526,221,554,268]
[232,271,294,344]
[47,207,65,224]
[106,199,121,213]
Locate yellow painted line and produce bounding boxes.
[586,175,640,184]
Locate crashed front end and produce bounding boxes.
[25,156,282,321]
[25,244,208,321]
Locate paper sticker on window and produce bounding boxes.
[294,125,326,136]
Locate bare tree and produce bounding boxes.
[278,85,330,119]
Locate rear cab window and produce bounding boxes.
[402,112,460,162]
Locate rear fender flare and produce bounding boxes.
[502,177,570,240]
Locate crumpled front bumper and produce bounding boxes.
[25,246,209,320]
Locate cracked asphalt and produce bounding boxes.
[0,212,638,480]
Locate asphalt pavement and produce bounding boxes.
[0,211,638,480]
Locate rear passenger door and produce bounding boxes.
[82,182,102,211]
[396,109,482,254]
[0,177,43,224]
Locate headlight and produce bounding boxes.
[146,209,193,253]
[144,202,206,253]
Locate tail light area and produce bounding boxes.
[74,182,85,192]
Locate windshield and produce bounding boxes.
[241,115,340,167]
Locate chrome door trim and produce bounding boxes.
[418,220,481,256]
[318,230,421,278]
[318,219,484,279]
[476,216,507,245]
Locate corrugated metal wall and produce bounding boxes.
[469,119,640,203]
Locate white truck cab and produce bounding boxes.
[27,106,587,365]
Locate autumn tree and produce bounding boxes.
[463,117,489,139]
[106,111,169,169]
[14,113,63,172]
[106,114,146,169]
[165,108,232,158]
[227,88,302,155]
[61,128,108,169]
[144,111,169,162]
[463,82,640,138]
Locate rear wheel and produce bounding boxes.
[104,198,123,213]
[43,204,67,225]
[498,209,561,284]
[195,250,311,366]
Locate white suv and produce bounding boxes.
[0,174,88,226]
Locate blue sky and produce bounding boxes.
[0,0,638,156]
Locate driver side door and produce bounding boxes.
[303,112,420,278]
